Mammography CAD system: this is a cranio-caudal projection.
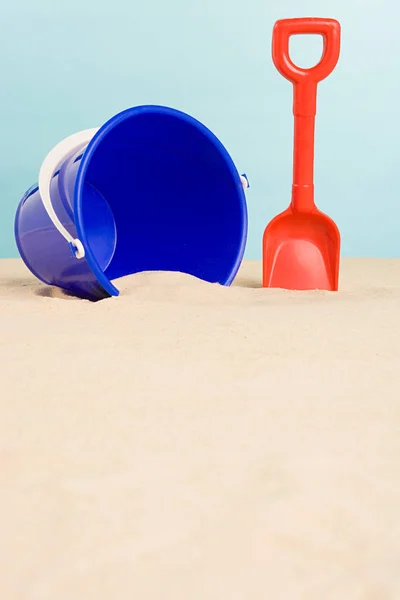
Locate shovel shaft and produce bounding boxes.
[293,111,316,212]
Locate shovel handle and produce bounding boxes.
[272,18,340,117]
[272,18,341,85]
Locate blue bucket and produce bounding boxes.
[15,105,248,301]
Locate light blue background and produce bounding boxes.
[1,0,397,258]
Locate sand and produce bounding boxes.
[1,257,400,599]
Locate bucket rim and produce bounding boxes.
[74,104,248,296]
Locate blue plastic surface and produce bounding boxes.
[15,105,248,301]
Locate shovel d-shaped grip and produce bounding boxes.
[272,18,341,116]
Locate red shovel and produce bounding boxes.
[263,17,341,291]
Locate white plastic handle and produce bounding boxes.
[38,128,100,259]
[240,175,249,189]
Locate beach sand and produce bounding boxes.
[1,258,400,598]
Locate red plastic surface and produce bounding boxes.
[263,17,341,291]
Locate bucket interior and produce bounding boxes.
[77,110,246,285]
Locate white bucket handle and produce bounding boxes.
[38,128,249,260]
[240,174,249,189]
[38,128,99,259]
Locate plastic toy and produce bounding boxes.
[15,106,248,301]
[263,17,341,291]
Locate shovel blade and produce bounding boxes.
[263,210,340,291]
